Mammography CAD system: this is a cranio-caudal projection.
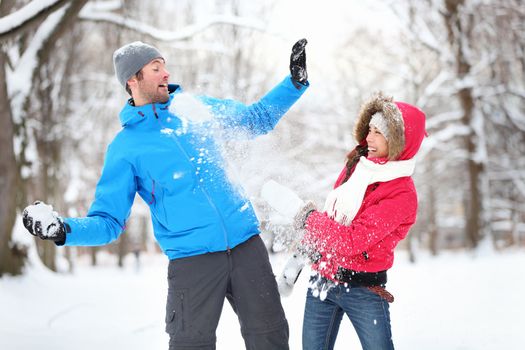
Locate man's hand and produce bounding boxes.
[22,201,66,243]
[290,38,308,88]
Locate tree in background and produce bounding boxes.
[0,0,89,275]
[389,0,525,252]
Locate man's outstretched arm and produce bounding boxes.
[200,39,309,136]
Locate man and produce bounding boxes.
[22,39,309,349]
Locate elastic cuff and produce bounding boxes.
[302,209,315,228]
[291,78,309,90]
[54,222,70,246]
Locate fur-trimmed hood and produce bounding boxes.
[354,92,426,160]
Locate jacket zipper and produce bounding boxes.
[156,112,230,250]
[152,104,159,118]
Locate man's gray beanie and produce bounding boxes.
[113,41,163,88]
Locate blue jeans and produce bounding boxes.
[302,283,394,350]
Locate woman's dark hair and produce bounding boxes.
[341,144,368,184]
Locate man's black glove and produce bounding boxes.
[290,38,308,88]
[22,201,67,244]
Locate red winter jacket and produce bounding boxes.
[305,170,417,277]
[303,98,426,280]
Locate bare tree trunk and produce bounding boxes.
[1,0,90,275]
[90,247,98,267]
[0,0,27,275]
[464,114,483,248]
[0,50,26,276]
[18,0,89,271]
[32,62,59,272]
[64,246,74,273]
[117,231,128,268]
[443,0,483,249]
[139,216,149,252]
[229,0,242,96]
[427,177,439,255]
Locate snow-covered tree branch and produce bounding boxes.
[79,2,267,42]
[0,0,68,39]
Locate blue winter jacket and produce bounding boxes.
[64,76,308,260]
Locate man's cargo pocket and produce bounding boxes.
[165,288,188,335]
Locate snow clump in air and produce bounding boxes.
[169,93,213,125]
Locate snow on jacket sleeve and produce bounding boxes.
[200,75,308,136]
[63,141,136,246]
[303,186,417,271]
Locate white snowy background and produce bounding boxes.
[1,0,524,349]
[2,230,524,350]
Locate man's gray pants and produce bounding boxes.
[165,235,289,349]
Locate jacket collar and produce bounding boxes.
[119,84,181,127]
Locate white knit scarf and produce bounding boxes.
[323,157,416,226]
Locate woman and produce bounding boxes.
[295,93,427,349]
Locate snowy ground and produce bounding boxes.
[1,247,524,350]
